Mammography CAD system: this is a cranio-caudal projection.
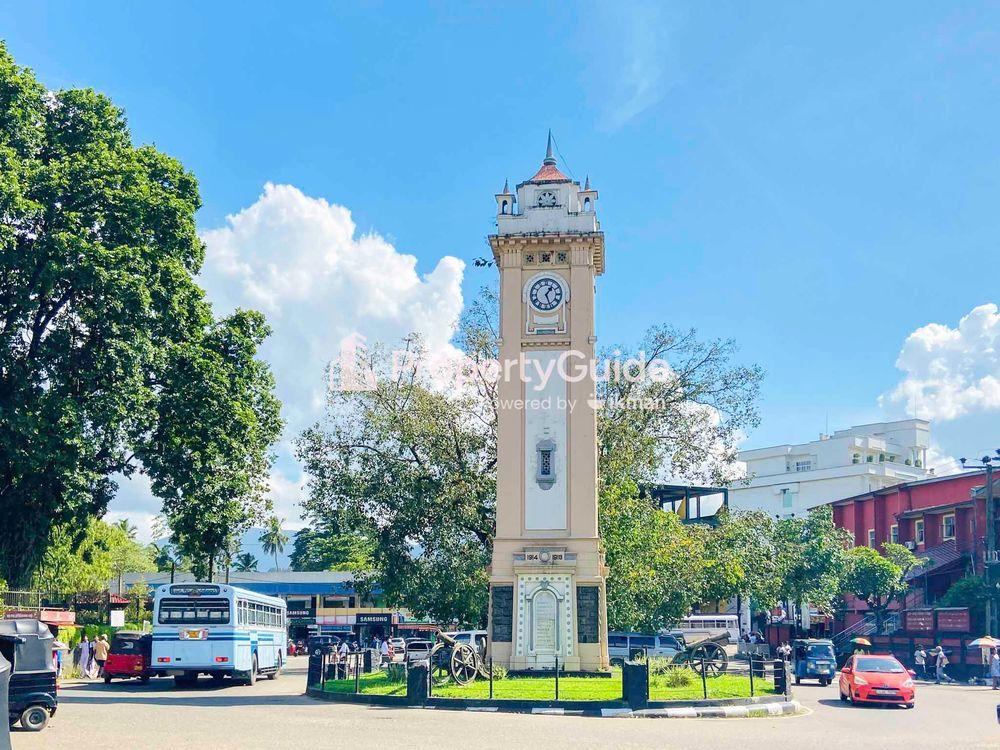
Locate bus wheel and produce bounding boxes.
[247,655,258,686]
[174,673,197,688]
[20,706,49,732]
[268,656,282,680]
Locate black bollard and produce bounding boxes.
[407,661,429,705]
[0,647,11,750]
[773,658,788,695]
[622,660,649,710]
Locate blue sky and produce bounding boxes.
[5,2,1000,536]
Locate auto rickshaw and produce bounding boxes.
[103,631,152,684]
[792,638,837,685]
[0,619,57,731]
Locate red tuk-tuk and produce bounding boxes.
[103,631,152,684]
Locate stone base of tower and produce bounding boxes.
[487,537,609,673]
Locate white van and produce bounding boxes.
[608,632,683,666]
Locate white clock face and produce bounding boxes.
[529,277,563,311]
[537,191,557,207]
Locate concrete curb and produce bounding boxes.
[305,687,801,718]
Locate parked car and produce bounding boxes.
[839,654,915,708]
[388,637,406,661]
[608,632,683,666]
[443,630,487,657]
[404,640,434,664]
[103,631,153,684]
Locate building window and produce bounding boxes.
[942,514,955,541]
[780,489,794,509]
[890,524,899,544]
[536,439,556,488]
[915,519,925,544]
[794,460,813,472]
[867,529,876,547]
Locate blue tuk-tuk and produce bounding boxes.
[0,619,57,731]
[792,638,837,685]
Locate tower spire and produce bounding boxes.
[543,130,556,166]
[584,174,590,190]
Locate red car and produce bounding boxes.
[839,654,916,708]
[103,632,153,684]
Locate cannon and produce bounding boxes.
[672,633,729,676]
[429,632,490,686]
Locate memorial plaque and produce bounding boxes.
[576,586,600,644]
[533,592,557,652]
[491,585,513,643]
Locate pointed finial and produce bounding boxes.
[584,174,590,190]
[502,178,510,194]
[543,130,556,165]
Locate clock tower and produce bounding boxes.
[487,133,609,672]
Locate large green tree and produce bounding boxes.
[32,518,155,593]
[774,507,852,632]
[844,545,902,633]
[701,509,781,620]
[600,480,709,631]
[0,44,281,586]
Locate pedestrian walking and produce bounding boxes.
[78,635,92,679]
[914,645,927,679]
[990,649,1000,690]
[94,634,110,678]
[934,646,954,684]
[380,637,390,667]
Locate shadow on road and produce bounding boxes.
[58,690,315,708]
[815,698,906,710]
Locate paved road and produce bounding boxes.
[10,657,999,750]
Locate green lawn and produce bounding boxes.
[431,671,623,701]
[319,671,406,696]
[648,673,775,701]
[318,667,774,703]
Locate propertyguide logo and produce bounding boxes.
[330,333,673,411]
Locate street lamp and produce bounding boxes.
[960,452,1000,636]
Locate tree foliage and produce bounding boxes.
[701,509,781,610]
[0,45,282,585]
[32,518,155,593]
[600,480,708,631]
[288,525,372,572]
[774,507,852,618]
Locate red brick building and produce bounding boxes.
[831,470,995,617]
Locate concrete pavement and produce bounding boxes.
[10,657,1000,750]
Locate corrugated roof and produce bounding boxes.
[904,540,968,581]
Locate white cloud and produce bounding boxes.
[881,303,1000,421]
[106,183,465,535]
[585,3,672,132]
[926,443,962,477]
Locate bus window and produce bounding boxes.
[157,598,230,625]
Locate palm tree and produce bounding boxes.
[115,518,138,539]
[233,552,259,572]
[259,517,289,572]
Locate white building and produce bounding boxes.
[729,419,932,518]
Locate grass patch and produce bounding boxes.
[648,673,776,701]
[431,669,622,702]
[320,670,406,696]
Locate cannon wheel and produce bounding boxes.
[430,643,452,686]
[450,643,480,686]
[689,642,727,676]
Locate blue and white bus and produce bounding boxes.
[151,583,286,687]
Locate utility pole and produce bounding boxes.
[960,451,1000,635]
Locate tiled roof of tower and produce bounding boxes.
[526,162,571,183]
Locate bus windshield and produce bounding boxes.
[157,597,231,625]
